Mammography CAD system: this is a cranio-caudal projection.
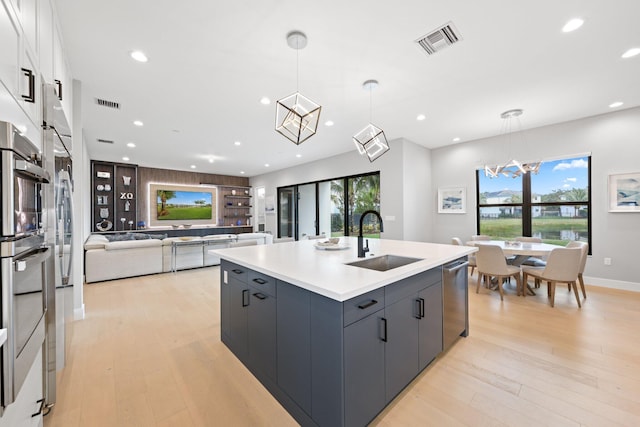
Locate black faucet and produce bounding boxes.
[357,210,384,258]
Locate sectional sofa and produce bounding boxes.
[84,232,273,283]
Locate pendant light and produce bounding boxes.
[275,31,322,145]
[484,109,541,178]
[353,79,390,162]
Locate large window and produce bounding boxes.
[278,172,380,239]
[477,156,591,249]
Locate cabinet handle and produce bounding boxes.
[415,299,422,319]
[31,398,45,417]
[357,299,378,310]
[419,298,425,319]
[242,289,249,307]
[21,68,36,103]
[380,318,388,342]
[232,269,243,274]
[252,278,267,285]
[252,292,267,300]
[55,79,63,100]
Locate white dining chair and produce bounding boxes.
[566,241,589,299]
[306,234,326,240]
[273,237,295,243]
[521,247,582,307]
[451,237,477,277]
[471,234,491,241]
[229,240,258,248]
[515,236,546,268]
[475,244,522,301]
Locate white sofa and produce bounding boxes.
[84,232,273,283]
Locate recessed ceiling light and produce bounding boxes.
[621,48,640,59]
[265,163,270,167]
[609,101,624,108]
[416,114,426,121]
[324,120,334,127]
[130,50,148,63]
[208,158,214,163]
[190,165,196,169]
[234,141,241,146]
[296,154,302,158]
[562,18,584,33]
[260,97,271,105]
[122,156,130,161]
[133,120,143,127]
[240,171,245,174]
[452,137,461,142]
[126,142,136,148]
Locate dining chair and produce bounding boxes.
[451,237,477,276]
[475,244,522,301]
[274,237,295,243]
[306,234,326,240]
[521,247,582,307]
[229,240,258,248]
[566,241,589,299]
[471,234,491,241]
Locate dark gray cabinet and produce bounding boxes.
[220,260,449,427]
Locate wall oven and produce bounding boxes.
[1,120,51,416]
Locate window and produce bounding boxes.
[477,156,591,250]
[277,172,380,239]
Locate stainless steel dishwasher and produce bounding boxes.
[442,257,469,350]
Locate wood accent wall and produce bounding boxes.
[137,166,249,223]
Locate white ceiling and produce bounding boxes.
[54,0,640,177]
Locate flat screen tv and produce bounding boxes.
[156,190,213,220]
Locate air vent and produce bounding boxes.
[415,21,462,55]
[97,138,114,144]
[95,98,120,109]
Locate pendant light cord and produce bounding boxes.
[296,38,300,93]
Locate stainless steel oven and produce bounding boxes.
[1,244,51,414]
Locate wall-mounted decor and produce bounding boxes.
[438,187,466,214]
[608,172,640,212]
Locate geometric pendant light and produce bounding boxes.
[353,79,390,162]
[275,31,322,145]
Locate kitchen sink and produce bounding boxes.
[346,255,423,272]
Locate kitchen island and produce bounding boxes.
[212,237,476,427]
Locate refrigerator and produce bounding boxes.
[42,83,73,412]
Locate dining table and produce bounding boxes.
[465,239,564,295]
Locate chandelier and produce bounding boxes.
[353,79,390,162]
[275,31,322,145]
[484,109,542,178]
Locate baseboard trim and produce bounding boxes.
[584,276,639,292]
[74,304,85,320]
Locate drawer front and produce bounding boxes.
[343,288,385,327]
[222,260,248,283]
[248,271,276,297]
[385,267,442,306]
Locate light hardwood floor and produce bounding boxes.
[44,268,640,427]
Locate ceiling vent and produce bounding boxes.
[95,98,120,109]
[97,138,114,144]
[415,21,462,55]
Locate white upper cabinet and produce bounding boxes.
[20,0,37,56]
[0,1,20,97]
[38,0,53,83]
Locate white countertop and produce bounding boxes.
[211,237,476,302]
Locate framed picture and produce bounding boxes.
[609,173,640,212]
[438,187,466,214]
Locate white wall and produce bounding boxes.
[250,139,434,242]
[431,107,640,290]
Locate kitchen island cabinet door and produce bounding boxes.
[384,296,419,403]
[248,288,276,381]
[418,283,443,370]
[344,310,385,427]
[227,277,249,362]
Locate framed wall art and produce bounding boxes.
[438,187,466,214]
[609,172,640,212]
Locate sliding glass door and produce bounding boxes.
[278,186,295,238]
[297,183,317,238]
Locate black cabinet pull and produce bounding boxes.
[242,289,249,307]
[232,269,243,274]
[252,278,267,285]
[380,318,388,342]
[55,79,63,100]
[415,299,422,319]
[21,68,35,103]
[357,299,378,310]
[31,398,45,417]
[419,298,425,319]
[253,292,267,300]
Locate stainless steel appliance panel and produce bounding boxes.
[442,257,469,351]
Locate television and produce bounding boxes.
[156,189,213,220]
